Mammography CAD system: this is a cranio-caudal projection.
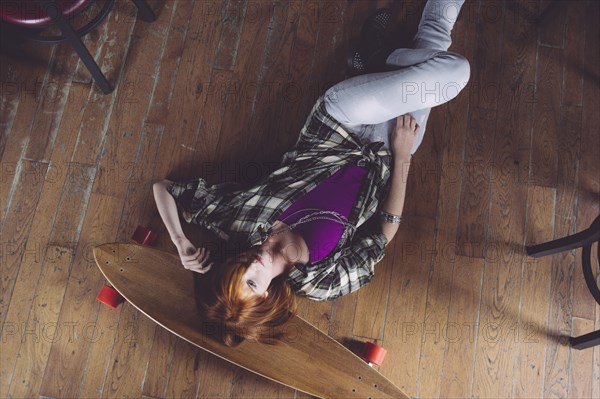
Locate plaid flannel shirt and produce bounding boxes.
[168,94,393,301]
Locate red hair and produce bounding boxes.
[197,251,297,347]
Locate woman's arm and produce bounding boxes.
[153,180,213,273]
[379,114,419,244]
[380,155,411,243]
[153,180,185,240]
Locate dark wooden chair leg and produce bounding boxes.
[581,243,600,304]
[132,0,157,22]
[527,214,600,350]
[526,215,600,258]
[569,329,600,350]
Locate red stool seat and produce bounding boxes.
[0,0,90,27]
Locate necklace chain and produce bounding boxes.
[267,208,353,237]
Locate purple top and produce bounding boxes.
[277,163,368,263]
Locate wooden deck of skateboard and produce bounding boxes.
[93,243,408,399]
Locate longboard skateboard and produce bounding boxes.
[94,243,409,399]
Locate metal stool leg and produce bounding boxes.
[40,0,113,94]
[55,17,113,94]
[132,0,157,22]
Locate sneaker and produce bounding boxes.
[347,8,393,74]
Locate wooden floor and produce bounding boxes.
[1,0,598,398]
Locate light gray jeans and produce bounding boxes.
[324,0,470,154]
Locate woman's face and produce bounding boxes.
[242,250,272,298]
[241,245,288,298]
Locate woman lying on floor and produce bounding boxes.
[153,0,470,346]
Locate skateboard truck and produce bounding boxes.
[362,342,387,367]
[97,226,157,308]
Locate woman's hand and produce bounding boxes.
[390,114,420,160]
[173,236,213,274]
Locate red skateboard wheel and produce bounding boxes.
[131,225,157,246]
[97,284,125,308]
[363,342,387,366]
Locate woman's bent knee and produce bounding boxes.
[453,53,471,83]
[439,52,470,102]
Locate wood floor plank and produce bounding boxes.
[595,302,600,399]
[0,54,24,161]
[353,246,394,341]
[77,298,123,399]
[228,368,259,399]
[0,62,91,399]
[416,242,457,399]
[559,104,591,322]
[162,339,202,398]
[456,0,504,259]
[560,0,589,323]
[273,0,320,148]
[213,0,247,71]
[562,0,586,108]
[140,326,177,398]
[576,0,600,233]
[70,6,113,85]
[529,45,562,189]
[542,250,576,398]
[0,43,54,224]
[410,91,452,399]
[69,7,137,166]
[513,185,555,398]
[7,244,74,398]
[0,160,47,317]
[241,0,301,164]
[145,0,195,126]
[438,256,484,399]
[23,42,80,162]
[214,1,270,164]
[116,123,164,242]
[192,67,232,168]
[380,215,436,397]
[38,194,124,398]
[431,7,480,396]
[252,373,297,399]
[470,1,539,397]
[92,0,174,199]
[149,0,227,182]
[569,317,594,399]
[195,351,240,399]
[329,290,358,341]
[0,160,48,398]
[6,150,97,397]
